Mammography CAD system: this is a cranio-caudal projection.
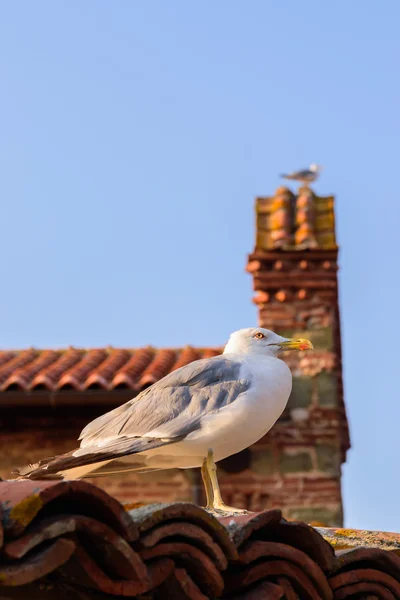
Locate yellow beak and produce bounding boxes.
[278,338,314,351]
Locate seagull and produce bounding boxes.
[16,327,313,513]
[280,164,322,185]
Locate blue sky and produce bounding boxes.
[1,1,399,531]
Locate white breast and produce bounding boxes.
[176,354,292,463]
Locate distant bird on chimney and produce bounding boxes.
[280,164,322,185]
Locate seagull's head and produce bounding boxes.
[224,327,313,358]
[309,164,322,172]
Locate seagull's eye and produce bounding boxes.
[254,332,265,340]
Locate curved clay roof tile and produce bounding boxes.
[202,348,221,359]
[0,350,38,386]
[57,349,108,391]
[84,349,132,390]
[1,350,61,391]
[171,346,201,371]
[111,348,155,389]
[31,349,83,391]
[139,349,177,388]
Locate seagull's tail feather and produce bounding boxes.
[13,436,179,480]
[280,173,295,180]
[15,454,66,480]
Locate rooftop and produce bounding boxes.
[0,479,398,599]
[0,346,221,393]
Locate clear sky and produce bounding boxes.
[1,1,399,531]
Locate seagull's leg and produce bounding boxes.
[205,449,248,514]
[201,456,214,509]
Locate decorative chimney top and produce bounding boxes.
[243,182,349,527]
[255,186,337,252]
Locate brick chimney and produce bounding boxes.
[236,185,349,525]
[214,186,349,525]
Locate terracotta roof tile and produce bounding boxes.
[0,479,399,598]
[157,566,208,600]
[139,521,229,570]
[0,537,76,586]
[0,346,222,394]
[84,348,131,389]
[0,351,17,369]
[139,348,178,388]
[31,348,83,391]
[236,541,332,598]
[128,501,237,561]
[1,350,60,391]
[172,346,202,370]
[111,347,155,389]
[329,547,400,599]
[140,541,224,597]
[59,542,149,596]
[202,348,221,359]
[0,479,137,540]
[57,349,108,391]
[255,186,337,251]
[0,349,38,386]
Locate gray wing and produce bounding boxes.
[16,356,251,479]
[281,168,312,179]
[79,356,251,447]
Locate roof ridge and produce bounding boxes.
[0,344,221,353]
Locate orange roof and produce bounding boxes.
[255,186,337,251]
[0,347,221,393]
